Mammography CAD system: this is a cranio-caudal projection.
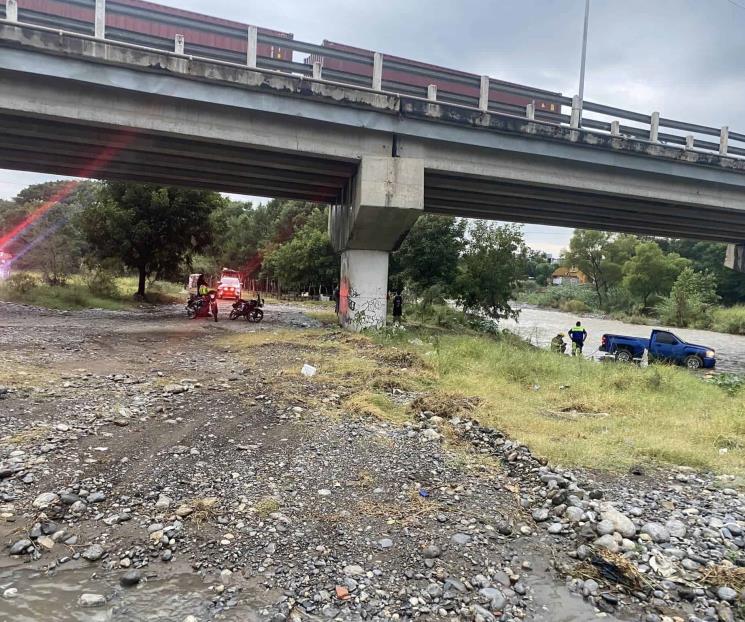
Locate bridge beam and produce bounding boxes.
[330,157,424,330]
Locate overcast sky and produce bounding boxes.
[2,0,744,255]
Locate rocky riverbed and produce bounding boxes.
[0,301,743,621]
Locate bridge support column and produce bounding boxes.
[725,243,745,273]
[330,156,424,330]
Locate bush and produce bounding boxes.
[6,272,38,294]
[559,299,591,314]
[82,266,119,298]
[709,306,745,335]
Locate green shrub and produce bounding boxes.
[6,272,38,294]
[710,306,745,335]
[82,266,119,298]
[560,299,591,314]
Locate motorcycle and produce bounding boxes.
[229,296,264,322]
[186,290,218,322]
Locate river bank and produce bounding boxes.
[505,305,745,375]
[1,302,744,621]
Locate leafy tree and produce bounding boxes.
[1,181,98,285]
[622,241,689,308]
[390,215,466,298]
[664,239,745,305]
[454,222,525,321]
[658,268,719,327]
[261,208,337,293]
[564,230,614,306]
[79,182,223,298]
[520,249,558,286]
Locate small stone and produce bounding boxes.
[32,492,59,509]
[547,523,563,534]
[81,544,104,562]
[478,587,506,610]
[318,489,332,497]
[641,522,670,543]
[599,505,636,538]
[532,508,550,522]
[9,539,32,555]
[87,492,106,504]
[665,519,687,539]
[717,586,737,602]
[3,588,18,599]
[155,494,172,510]
[378,538,393,549]
[78,593,106,608]
[594,534,619,552]
[583,579,599,596]
[120,570,142,587]
[37,536,55,550]
[565,506,585,523]
[162,549,173,562]
[451,533,472,545]
[596,519,615,535]
[343,565,364,577]
[423,544,441,559]
[220,569,233,586]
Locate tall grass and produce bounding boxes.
[0,273,184,310]
[383,331,745,474]
[709,306,745,335]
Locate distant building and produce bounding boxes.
[551,266,588,286]
[0,252,12,280]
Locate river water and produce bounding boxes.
[503,306,745,374]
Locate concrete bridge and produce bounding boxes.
[2,20,745,329]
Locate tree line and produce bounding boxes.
[4,180,743,327]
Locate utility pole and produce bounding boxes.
[577,0,590,122]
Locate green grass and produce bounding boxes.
[377,330,745,475]
[709,306,745,335]
[0,273,184,310]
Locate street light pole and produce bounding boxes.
[577,0,590,120]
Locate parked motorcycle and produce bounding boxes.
[229,296,264,322]
[186,291,218,322]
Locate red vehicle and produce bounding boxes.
[217,276,241,300]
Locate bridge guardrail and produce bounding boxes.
[1,0,742,160]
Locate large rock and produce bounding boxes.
[32,492,59,509]
[478,587,506,610]
[665,519,687,539]
[9,539,32,555]
[81,544,104,562]
[599,504,636,538]
[641,522,670,543]
[78,593,106,608]
[594,534,620,552]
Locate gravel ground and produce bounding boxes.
[0,302,743,621]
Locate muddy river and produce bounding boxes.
[504,306,745,374]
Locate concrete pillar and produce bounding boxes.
[94,0,106,38]
[685,135,695,150]
[650,111,660,142]
[372,52,383,90]
[329,156,424,331]
[570,95,581,128]
[725,243,745,272]
[247,25,258,68]
[6,0,18,22]
[610,120,620,136]
[479,75,490,111]
[174,34,185,54]
[427,84,437,101]
[312,61,322,80]
[525,102,535,120]
[339,250,389,329]
[720,126,729,156]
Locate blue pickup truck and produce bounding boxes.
[600,329,716,369]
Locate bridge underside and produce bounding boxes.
[3,110,745,243]
[0,112,355,204]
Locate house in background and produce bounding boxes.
[551,266,588,286]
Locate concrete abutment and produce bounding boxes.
[330,157,424,330]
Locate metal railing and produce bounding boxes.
[1,0,742,159]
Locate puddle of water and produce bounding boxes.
[522,554,627,622]
[0,567,262,622]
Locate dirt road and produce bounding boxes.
[0,302,742,621]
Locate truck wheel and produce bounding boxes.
[685,355,703,370]
[616,349,633,363]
